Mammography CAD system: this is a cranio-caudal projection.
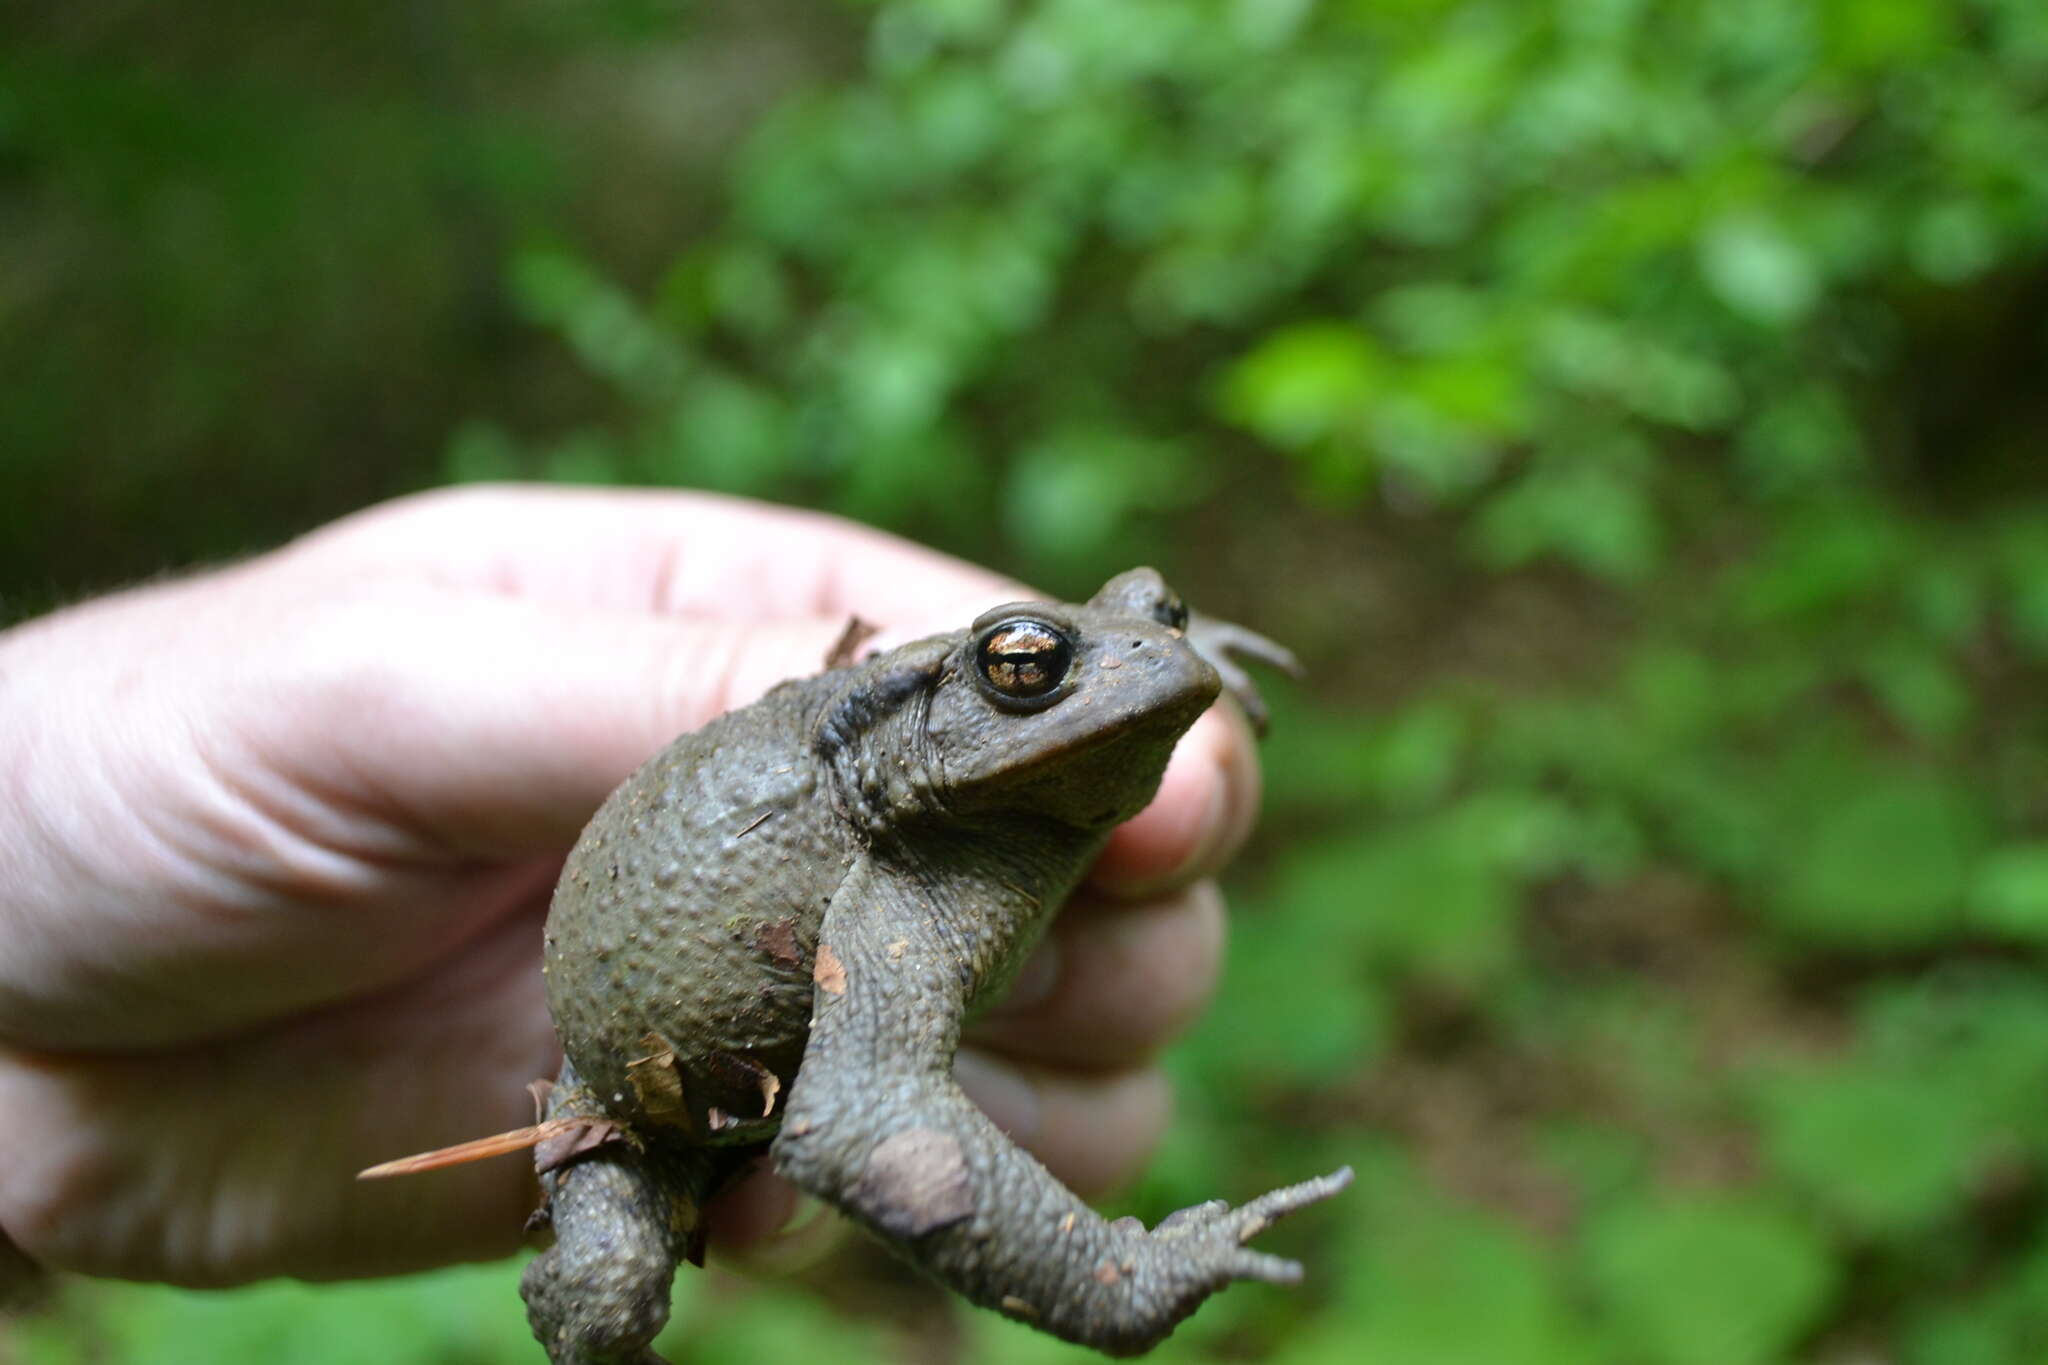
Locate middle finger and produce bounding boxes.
[965,881,1227,1070]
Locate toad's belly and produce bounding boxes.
[541,703,853,1141]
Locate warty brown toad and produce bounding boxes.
[397,568,1350,1361]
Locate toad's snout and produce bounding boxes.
[1084,628,1220,733]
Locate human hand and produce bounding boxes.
[0,485,1263,1287]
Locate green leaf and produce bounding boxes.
[1757,1068,1981,1235]
[1583,1195,1836,1365]
[444,420,528,484]
[1772,775,1987,948]
[1909,200,2000,284]
[1854,970,2048,1146]
[1218,321,1384,455]
[1733,502,1908,622]
[1372,699,1471,806]
[1698,213,1820,325]
[1201,836,1392,1083]
[1823,0,1955,66]
[1336,1200,1595,1365]
[1858,641,1971,743]
[1531,311,1737,430]
[1284,821,1520,989]
[1734,385,1864,494]
[1902,1233,2048,1364]
[1905,1306,2015,1365]
[667,1286,892,1363]
[647,371,791,494]
[1002,427,1204,574]
[23,1260,548,1365]
[1535,1120,1653,1215]
[1997,516,2048,659]
[1620,646,1720,747]
[1473,457,1663,583]
[511,249,686,401]
[1972,844,2048,942]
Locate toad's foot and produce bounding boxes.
[1186,615,1301,738]
[521,1063,737,1365]
[520,1149,681,1365]
[1084,567,1299,735]
[1141,1166,1355,1289]
[987,1165,1356,1356]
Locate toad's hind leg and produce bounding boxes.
[521,1066,737,1365]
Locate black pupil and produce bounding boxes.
[980,621,1070,697]
[1163,597,1189,630]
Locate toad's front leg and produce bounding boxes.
[769,855,1349,1356]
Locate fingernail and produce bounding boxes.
[1110,764,1232,900]
[1188,773,1233,877]
[954,1051,1040,1141]
[985,940,1061,1016]
[723,1196,847,1278]
[766,1194,836,1246]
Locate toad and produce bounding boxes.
[383,569,1350,1361]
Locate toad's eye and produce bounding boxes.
[1160,594,1189,631]
[975,619,1074,703]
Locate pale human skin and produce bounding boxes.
[0,485,1261,1290]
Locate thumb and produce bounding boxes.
[278,590,861,858]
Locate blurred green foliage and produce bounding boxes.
[9,0,2048,1361]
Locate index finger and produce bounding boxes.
[296,483,1257,886]
[1089,707,1262,899]
[288,484,1030,624]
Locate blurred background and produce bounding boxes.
[6,0,2048,1360]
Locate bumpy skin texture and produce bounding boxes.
[522,569,1350,1362]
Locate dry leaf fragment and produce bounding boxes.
[708,1050,783,1118]
[358,1118,594,1180]
[825,615,881,669]
[534,1120,623,1175]
[753,917,804,970]
[814,943,847,995]
[626,1032,689,1119]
